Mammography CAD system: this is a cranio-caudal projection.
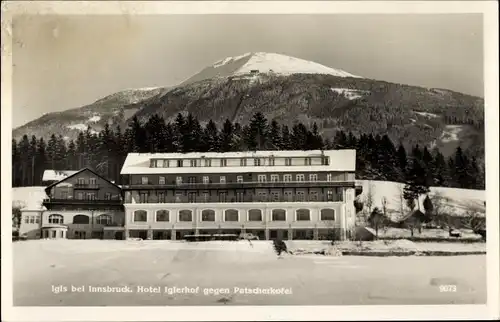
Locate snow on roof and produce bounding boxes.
[120,150,356,175]
[42,170,78,182]
[12,186,48,211]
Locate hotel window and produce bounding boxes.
[309,174,318,181]
[156,210,169,222]
[240,158,247,166]
[204,159,212,167]
[86,193,96,200]
[203,176,209,184]
[326,173,332,181]
[270,174,279,182]
[179,210,192,222]
[258,192,267,202]
[159,176,166,185]
[25,216,29,224]
[254,158,261,166]
[77,192,84,200]
[150,159,156,168]
[155,160,164,168]
[219,192,227,203]
[48,214,64,224]
[271,191,280,202]
[236,175,243,183]
[61,191,68,199]
[141,176,149,185]
[257,175,267,183]
[202,210,216,222]
[104,192,111,200]
[158,192,165,203]
[236,192,244,202]
[296,209,311,221]
[190,159,197,167]
[202,191,210,202]
[35,216,40,224]
[176,176,183,185]
[188,176,196,184]
[220,176,226,184]
[188,192,196,203]
[133,210,147,222]
[283,174,292,182]
[309,191,319,201]
[322,157,330,165]
[296,191,305,201]
[269,157,275,166]
[296,174,305,182]
[327,190,334,201]
[177,159,183,167]
[77,178,85,185]
[220,159,227,167]
[305,157,312,166]
[89,178,97,185]
[29,216,35,224]
[285,158,292,166]
[139,192,149,203]
[175,192,183,202]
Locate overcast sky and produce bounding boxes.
[12,14,483,128]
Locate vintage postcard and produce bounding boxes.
[1,1,499,321]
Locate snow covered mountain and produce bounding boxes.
[13,51,484,162]
[181,52,361,85]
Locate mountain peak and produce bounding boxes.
[181,52,361,85]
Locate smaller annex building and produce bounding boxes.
[19,168,125,240]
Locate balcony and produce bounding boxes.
[121,180,355,190]
[43,198,122,205]
[127,194,344,204]
[74,183,100,189]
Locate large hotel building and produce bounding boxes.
[120,150,359,241]
[18,150,361,241]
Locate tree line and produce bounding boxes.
[12,112,485,190]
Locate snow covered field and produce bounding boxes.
[13,240,486,306]
[357,180,485,221]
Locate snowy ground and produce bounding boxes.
[357,180,485,221]
[285,240,486,254]
[13,240,486,306]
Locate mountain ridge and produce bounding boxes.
[13,52,484,161]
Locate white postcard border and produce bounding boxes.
[1,1,498,321]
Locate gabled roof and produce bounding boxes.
[44,168,122,194]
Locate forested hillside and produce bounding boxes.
[12,112,484,190]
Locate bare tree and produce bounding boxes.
[430,192,450,228]
[397,183,407,221]
[462,204,486,234]
[364,181,375,219]
[368,207,387,239]
[322,220,338,245]
[12,200,26,229]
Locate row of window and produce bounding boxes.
[131,209,336,223]
[57,192,114,200]
[24,215,40,224]
[135,189,342,203]
[47,214,112,225]
[141,173,343,185]
[75,177,98,185]
[150,156,330,168]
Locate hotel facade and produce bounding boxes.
[120,150,360,241]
